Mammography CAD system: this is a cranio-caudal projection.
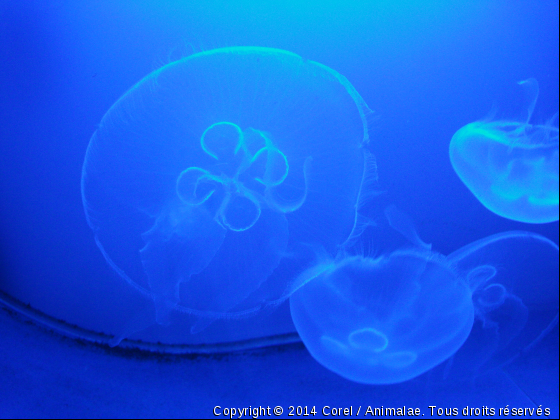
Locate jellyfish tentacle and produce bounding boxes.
[517,78,539,128]
[384,204,431,250]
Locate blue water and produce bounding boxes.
[0,1,558,417]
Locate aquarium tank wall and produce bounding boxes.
[0,1,558,418]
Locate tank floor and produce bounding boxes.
[0,305,557,418]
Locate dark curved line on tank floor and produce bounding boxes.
[0,289,302,356]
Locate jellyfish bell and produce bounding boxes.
[289,208,559,385]
[440,230,559,380]
[449,78,559,223]
[289,249,475,385]
[81,47,376,338]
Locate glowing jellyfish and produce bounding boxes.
[289,208,559,384]
[450,78,559,223]
[81,47,375,332]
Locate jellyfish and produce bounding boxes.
[450,78,559,223]
[81,47,376,333]
[289,208,559,385]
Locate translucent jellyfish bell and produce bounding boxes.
[450,78,559,223]
[441,230,559,379]
[81,47,375,333]
[289,209,559,385]
[290,250,475,385]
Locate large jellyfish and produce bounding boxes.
[289,208,559,384]
[81,47,375,332]
[450,78,559,223]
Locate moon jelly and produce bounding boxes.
[450,78,559,223]
[440,230,559,380]
[81,47,375,331]
[289,210,559,384]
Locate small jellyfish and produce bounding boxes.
[450,78,559,223]
[81,47,376,333]
[439,229,559,379]
[289,209,559,384]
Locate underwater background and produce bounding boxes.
[1,1,558,418]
